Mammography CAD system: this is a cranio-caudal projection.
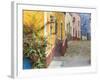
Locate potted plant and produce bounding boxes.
[23,26,47,68]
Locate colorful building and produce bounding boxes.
[42,12,67,66]
[80,13,91,40]
[23,11,91,69]
[71,13,81,40]
[65,13,73,40]
[23,11,68,68]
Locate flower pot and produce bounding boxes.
[29,54,39,62]
[23,57,32,69]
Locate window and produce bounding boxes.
[73,17,75,23]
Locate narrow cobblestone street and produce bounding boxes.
[49,40,91,68]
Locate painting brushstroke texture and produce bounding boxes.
[23,10,91,69]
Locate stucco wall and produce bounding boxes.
[80,13,91,40]
[65,13,73,40]
[45,12,66,56]
[71,13,81,39]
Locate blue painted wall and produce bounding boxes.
[80,13,91,40]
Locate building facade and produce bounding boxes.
[23,11,67,68]
[65,13,73,40]
[71,13,81,40]
[80,13,91,40]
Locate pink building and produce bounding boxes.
[71,13,81,40]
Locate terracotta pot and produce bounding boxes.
[29,54,39,62]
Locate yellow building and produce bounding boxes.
[23,10,67,67]
[45,12,66,55]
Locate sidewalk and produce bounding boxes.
[48,40,91,68]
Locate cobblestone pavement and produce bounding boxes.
[48,40,91,68]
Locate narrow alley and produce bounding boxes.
[49,40,91,68]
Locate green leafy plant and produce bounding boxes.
[23,25,47,68]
